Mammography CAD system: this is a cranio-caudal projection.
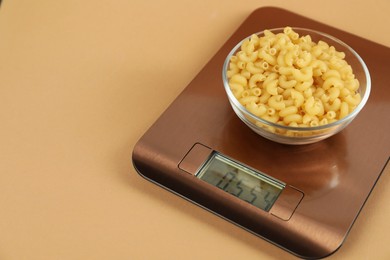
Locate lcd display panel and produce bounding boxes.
[197,153,285,211]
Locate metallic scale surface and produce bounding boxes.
[133,7,390,259]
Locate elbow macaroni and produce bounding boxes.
[227,26,362,128]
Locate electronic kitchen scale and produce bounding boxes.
[132,7,390,259]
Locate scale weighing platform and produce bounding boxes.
[132,7,390,259]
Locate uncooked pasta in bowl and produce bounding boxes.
[222,27,371,145]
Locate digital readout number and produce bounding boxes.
[215,170,277,211]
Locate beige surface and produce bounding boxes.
[0,1,389,259]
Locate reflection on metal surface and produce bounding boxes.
[221,114,346,199]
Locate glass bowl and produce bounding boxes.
[222,27,371,145]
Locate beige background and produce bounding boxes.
[1,1,389,259]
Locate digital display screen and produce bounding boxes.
[196,153,285,212]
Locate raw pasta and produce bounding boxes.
[227,27,362,127]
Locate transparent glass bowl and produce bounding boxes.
[222,28,371,145]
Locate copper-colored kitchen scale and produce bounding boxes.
[132,7,390,259]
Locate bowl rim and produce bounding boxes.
[222,27,371,132]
